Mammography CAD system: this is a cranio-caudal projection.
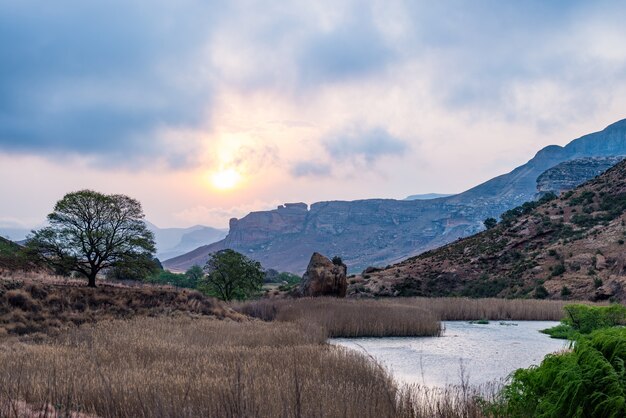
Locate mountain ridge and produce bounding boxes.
[164,119,626,274]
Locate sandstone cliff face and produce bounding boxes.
[164,119,626,274]
[536,157,625,195]
[300,253,347,297]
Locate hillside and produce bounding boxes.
[0,274,242,337]
[0,237,30,270]
[349,159,626,302]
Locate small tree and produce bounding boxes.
[332,256,343,266]
[201,249,264,301]
[483,217,498,230]
[185,265,205,287]
[28,190,155,287]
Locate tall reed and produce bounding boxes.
[235,297,443,337]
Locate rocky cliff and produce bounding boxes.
[164,119,626,274]
[536,157,625,195]
[350,158,626,302]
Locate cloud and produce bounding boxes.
[324,127,409,163]
[290,161,332,177]
[296,6,395,85]
[0,0,224,166]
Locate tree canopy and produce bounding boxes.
[28,190,155,287]
[201,249,264,301]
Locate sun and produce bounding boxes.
[210,168,241,190]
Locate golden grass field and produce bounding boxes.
[0,272,580,417]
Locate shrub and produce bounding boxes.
[499,328,626,417]
[551,263,566,277]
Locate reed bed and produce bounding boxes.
[0,317,490,418]
[234,296,575,338]
[393,297,573,321]
[235,297,443,337]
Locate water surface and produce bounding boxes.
[331,321,567,387]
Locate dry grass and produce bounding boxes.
[0,317,452,418]
[0,273,242,339]
[234,296,575,338]
[235,297,443,337]
[392,297,574,321]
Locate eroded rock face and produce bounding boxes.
[300,253,347,297]
[537,157,625,195]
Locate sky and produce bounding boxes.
[1,0,626,232]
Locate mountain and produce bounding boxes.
[164,119,626,274]
[350,158,626,302]
[405,193,454,200]
[145,222,228,261]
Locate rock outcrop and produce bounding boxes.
[164,119,626,274]
[536,157,624,195]
[300,253,347,297]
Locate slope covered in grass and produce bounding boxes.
[0,273,242,338]
[353,159,626,301]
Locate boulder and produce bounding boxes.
[300,253,347,297]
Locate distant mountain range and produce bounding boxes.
[164,119,626,274]
[352,157,626,301]
[145,222,228,261]
[0,225,33,242]
[0,221,227,262]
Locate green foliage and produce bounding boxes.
[0,237,34,270]
[542,304,626,338]
[500,193,557,226]
[560,286,571,298]
[201,249,264,301]
[483,217,498,230]
[550,263,566,277]
[331,256,343,266]
[27,190,155,287]
[105,255,161,281]
[534,285,549,299]
[460,274,507,298]
[264,269,301,285]
[499,328,626,417]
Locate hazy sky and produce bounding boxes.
[1,0,626,230]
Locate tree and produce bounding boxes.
[105,254,161,282]
[28,190,155,287]
[184,265,205,287]
[201,249,264,301]
[483,217,498,230]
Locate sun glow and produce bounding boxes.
[210,168,241,190]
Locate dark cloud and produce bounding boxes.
[324,127,408,163]
[290,161,332,178]
[297,7,395,85]
[0,0,224,165]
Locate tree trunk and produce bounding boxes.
[88,272,97,288]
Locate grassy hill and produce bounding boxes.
[350,159,626,301]
[0,236,30,270]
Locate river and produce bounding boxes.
[331,321,568,387]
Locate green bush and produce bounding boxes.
[543,304,626,338]
[498,328,626,417]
